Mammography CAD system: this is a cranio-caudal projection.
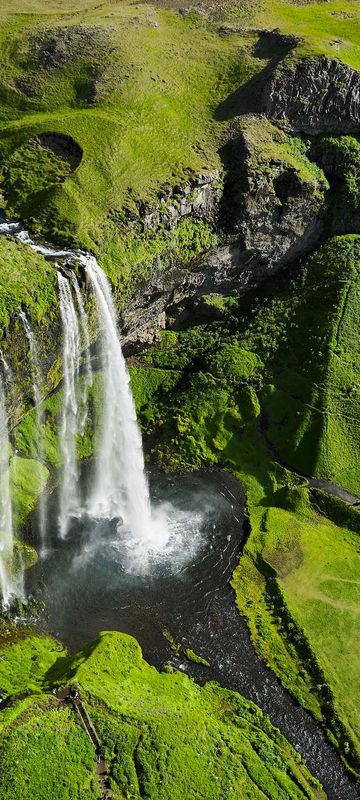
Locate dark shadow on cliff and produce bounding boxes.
[43,634,103,687]
[215,29,298,121]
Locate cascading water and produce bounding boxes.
[19,311,48,555]
[79,256,157,545]
[0,374,16,607]
[57,273,81,538]
[0,217,169,566]
[73,276,93,432]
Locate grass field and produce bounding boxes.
[0,2,259,251]
[263,506,360,755]
[0,0,359,258]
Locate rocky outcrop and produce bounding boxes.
[266,56,360,134]
[119,118,330,352]
[137,170,222,232]
[221,117,327,273]
[121,244,255,353]
[236,134,326,269]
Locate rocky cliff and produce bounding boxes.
[266,55,360,134]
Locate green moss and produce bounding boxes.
[309,488,360,533]
[10,456,49,526]
[312,135,360,212]
[205,342,263,381]
[0,701,99,800]
[241,117,328,194]
[14,372,104,468]
[172,218,217,263]
[184,647,210,667]
[0,635,65,697]
[2,135,77,222]
[0,237,57,332]
[162,629,210,665]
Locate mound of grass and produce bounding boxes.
[0,635,65,697]
[53,630,324,799]
[0,630,324,799]
[10,456,49,527]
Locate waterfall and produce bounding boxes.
[19,311,48,554]
[57,274,81,538]
[0,375,15,607]
[73,276,93,432]
[79,255,154,542]
[1,216,165,563]
[0,349,12,381]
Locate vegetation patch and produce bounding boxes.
[0,237,57,332]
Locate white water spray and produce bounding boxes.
[80,255,159,547]
[0,375,16,607]
[19,310,48,555]
[57,274,81,538]
[73,276,93,432]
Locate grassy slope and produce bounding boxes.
[0,699,99,800]
[0,3,258,251]
[262,506,360,756]
[0,0,359,260]
[267,0,360,70]
[0,630,325,800]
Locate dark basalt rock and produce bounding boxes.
[120,120,328,352]
[266,55,360,134]
[220,118,327,276]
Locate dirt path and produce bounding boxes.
[56,686,113,799]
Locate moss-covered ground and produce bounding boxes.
[0,236,57,332]
[0,630,325,800]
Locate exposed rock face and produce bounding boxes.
[236,155,325,271]
[120,120,329,352]
[238,166,323,270]
[222,118,327,277]
[138,170,222,232]
[121,245,249,354]
[266,56,360,134]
